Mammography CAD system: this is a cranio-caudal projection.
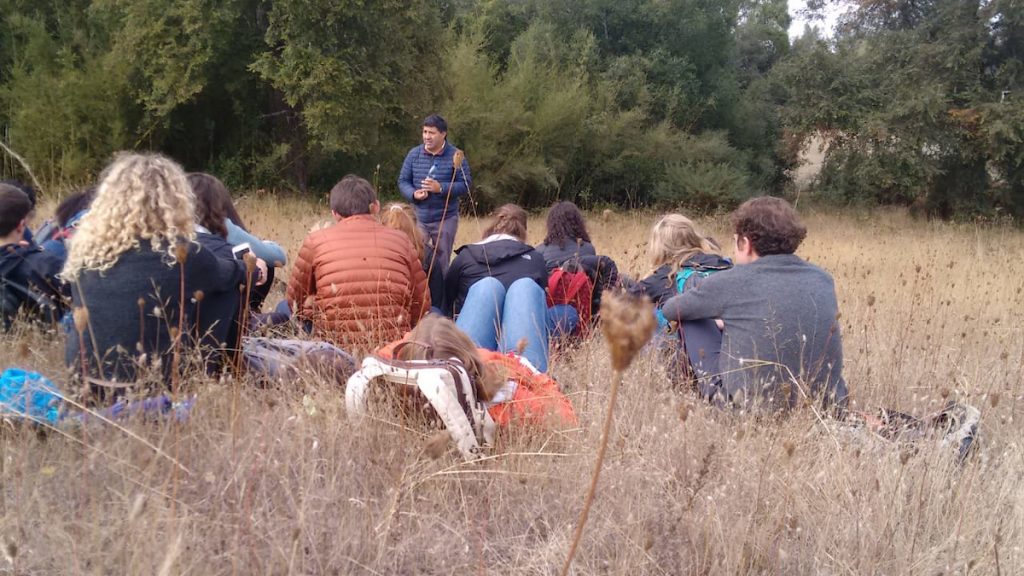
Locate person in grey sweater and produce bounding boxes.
[662,197,848,412]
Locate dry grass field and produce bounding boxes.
[1,196,1022,574]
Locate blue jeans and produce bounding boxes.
[546,304,579,339]
[455,277,549,372]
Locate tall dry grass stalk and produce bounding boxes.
[1,204,1022,573]
[562,293,655,576]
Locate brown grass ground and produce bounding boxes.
[1,198,1022,574]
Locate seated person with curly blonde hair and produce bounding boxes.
[63,153,264,399]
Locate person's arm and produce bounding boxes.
[442,151,471,198]
[225,219,287,267]
[661,277,728,322]
[190,243,247,292]
[406,246,430,327]
[286,237,317,314]
[398,150,418,201]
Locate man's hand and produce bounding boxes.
[413,189,429,201]
[421,177,441,193]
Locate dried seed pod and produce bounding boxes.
[72,306,90,334]
[600,292,656,371]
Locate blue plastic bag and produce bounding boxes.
[0,368,63,424]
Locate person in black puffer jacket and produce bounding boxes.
[444,204,552,372]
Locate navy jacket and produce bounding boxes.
[398,142,472,224]
[632,253,733,306]
[444,238,547,317]
[65,239,248,396]
[0,242,66,329]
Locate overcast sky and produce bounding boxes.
[788,0,848,40]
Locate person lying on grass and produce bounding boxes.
[375,315,577,428]
[661,197,849,412]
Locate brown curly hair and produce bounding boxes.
[730,197,807,256]
[542,201,591,249]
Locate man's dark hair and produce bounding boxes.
[330,175,377,217]
[544,201,591,248]
[0,180,35,208]
[731,196,807,256]
[423,114,448,134]
[0,184,33,237]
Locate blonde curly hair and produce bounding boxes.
[62,152,196,279]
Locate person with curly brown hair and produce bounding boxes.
[535,201,596,271]
[662,197,848,412]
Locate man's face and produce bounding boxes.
[422,126,445,151]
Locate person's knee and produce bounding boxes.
[507,277,543,298]
[469,276,505,296]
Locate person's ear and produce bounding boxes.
[370,200,381,215]
[331,210,343,222]
[734,234,751,256]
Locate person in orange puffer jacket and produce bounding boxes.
[375,315,577,428]
[287,175,430,351]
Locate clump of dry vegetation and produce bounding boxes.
[1,202,1021,574]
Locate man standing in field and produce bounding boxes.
[398,114,472,275]
[287,175,429,350]
[662,197,848,411]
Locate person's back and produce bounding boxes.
[536,239,596,271]
[536,201,596,271]
[1,243,65,329]
[62,154,251,395]
[66,239,245,382]
[678,255,845,408]
[662,198,847,411]
[0,184,65,329]
[287,176,429,349]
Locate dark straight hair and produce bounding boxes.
[422,114,448,134]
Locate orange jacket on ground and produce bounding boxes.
[287,215,429,349]
[374,339,577,428]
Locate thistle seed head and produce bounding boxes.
[72,306,90,334]
[600,292,655,371]
[174,241,189,265]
